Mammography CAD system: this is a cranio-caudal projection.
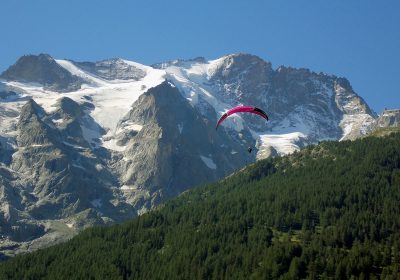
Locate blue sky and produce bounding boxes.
[1,0,399,112]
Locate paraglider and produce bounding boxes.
[215,105,269,154]
[215,105,269,130]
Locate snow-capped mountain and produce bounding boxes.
[0,53,384,257]
[0,54,84,92]
[155,54,376,155]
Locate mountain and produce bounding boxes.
[114,81,248,207]
[0,54,84,92]
[0,53,393,256]
[1,133,399,279]
[154,54,376,156]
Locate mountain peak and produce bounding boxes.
[19,98,46,121]
[152,56,207,69]
[215,53,272,67]
[222,52,265,60]
[0,54,83,92]
[17,99,57,146]
[70,58,146,81]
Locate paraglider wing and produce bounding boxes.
[215,105,269,129]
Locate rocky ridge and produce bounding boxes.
[0,54,84,92]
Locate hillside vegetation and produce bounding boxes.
[1,134,400,279]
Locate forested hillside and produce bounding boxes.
[1,134,400,279]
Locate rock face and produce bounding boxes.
[9,99,125,219]
[375,109,400,128]
[0,54,83,92]
[0,53,394,257]
[0,98,136,257]
[209,55,375,141]
[71,58,146,81]
[114,82,251,211]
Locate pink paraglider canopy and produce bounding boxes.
[216,105,269,129]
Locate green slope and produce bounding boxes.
[1,134,400,279]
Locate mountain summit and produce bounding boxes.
[0,54,84,92]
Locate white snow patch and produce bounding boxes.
[56,60,108,86]
[122,59,154,72]
[95,164,104,171]
[81,125,101,148]
[126,124,143,131]
[207,56,228,77]
[30,144,45,147]
[121,185,136,191]
[257,132,307,158]
[116,122,143,134]
[52,118,63,125]
[102,138,127,152]
[200,155,217,169]
[62,141,86,150]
